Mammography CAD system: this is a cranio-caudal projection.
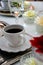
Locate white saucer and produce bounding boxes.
[0,36,31,53]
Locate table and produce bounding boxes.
[0,1,43,65]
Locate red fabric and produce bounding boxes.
[30,36,43,53]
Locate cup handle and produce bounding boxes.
[20,32,33,39]
[19,32,33,42]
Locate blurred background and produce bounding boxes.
[0,0,43,11]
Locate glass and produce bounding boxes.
[34,11,43,35]
[20,52,43,65]
[8,0,24,24]
[20,52,33,65]
[32,47,43,62]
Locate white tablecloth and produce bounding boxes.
[0,2,43,65]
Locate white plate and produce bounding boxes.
[0,12,13,17]
[0,11,22,17]
[0,36,31,53]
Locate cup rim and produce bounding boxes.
[4,24,24,35]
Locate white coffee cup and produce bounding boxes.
[3,25,25,47]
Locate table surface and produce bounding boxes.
[0,1,43,65]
